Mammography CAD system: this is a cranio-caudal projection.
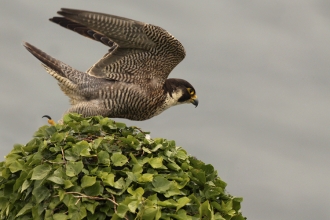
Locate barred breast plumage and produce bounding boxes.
[24,8,198,121]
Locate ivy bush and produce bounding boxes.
[0,114,246,220]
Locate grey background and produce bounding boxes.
[1,1,329,219]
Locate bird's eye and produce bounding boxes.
[187,88,195,95]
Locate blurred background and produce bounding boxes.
[1,1,329,219]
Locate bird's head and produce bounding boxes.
[164,78,198,107]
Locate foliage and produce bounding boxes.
[0,114,246,220]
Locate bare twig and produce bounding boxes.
[65,192,118,205]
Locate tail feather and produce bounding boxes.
[24,42,66,76]
[24,42,83,104]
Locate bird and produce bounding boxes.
[24,8,198,121]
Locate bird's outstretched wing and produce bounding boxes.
[50,8,186,85]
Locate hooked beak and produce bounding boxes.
[191,97,199,107]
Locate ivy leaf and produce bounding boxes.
[81,175,96,188]
[97,151,110,166]
[115,122,126,129]
[64,180,74,189]
[31,164,52,180]
[47,176,65,185]
[16,203,33,217]
[84,202,99,215]
[111,153,128,167]
[148,157,163,169]
[114,177,126,189]
[138,173,154,183]
[101,173,115,186]
[9,160,25,173]
[191,169,206,185]
[53,213,69,220]
[200,200,213,219]
[32,185,50,203]
[176,197,191,211]
[116,204,129,218]
[72,141,90,156]
[51,132,65,143]
[141,206,161,220]
[152,176,170,192]
[66,161,83,177]
[83,181,103,196]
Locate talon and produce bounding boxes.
[42,115,56,125]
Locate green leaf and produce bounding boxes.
[8,160,25,173]
[5,153,22,166]
[141,206,161,220]
[32,185,50,203]
[205,186,223,199]
[72,141,90,156]
[150,144,163,152]
[116,203,129,218]
[176,149,188,160]
[14,171,28,191]
[138,173,154,183]
[47,176,65,185]
[233,197,243,211]
[142,147,152,153]
[152,176,170,192]
[128,200,139,213]
[164,183,181,198]
[31,164,52,180]
[101,173,114,186]
[91,137,103,149]
[158,199,177,208]
[231,214,246,220]
[200,200,213,219]
[168,209,192,220]
[221,200,233,212]
[64,148,79,161]
[83,181,103,196]
[132,164,143,174]
[114,177,126,189]
[167,162,181,171]
[177,197,191,211]
[148,157,163,169]
[16,203,33,217]
[66,161,83,177]
[97,151,110,166]
[115,122,126,129]
[81,175,96,188]
[111,153,128,167]
[191,169,206,185]
[51,132,65,143]
[127,187,144,199]
[84,202,99,215]
[21,179,31,192]
[53,213,69,220]
[64,180,74,189]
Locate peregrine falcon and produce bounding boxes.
[24,8,198,121]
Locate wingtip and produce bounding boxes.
[22,42,36,52]
[23,41,32,50]
[57,8,83,17]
